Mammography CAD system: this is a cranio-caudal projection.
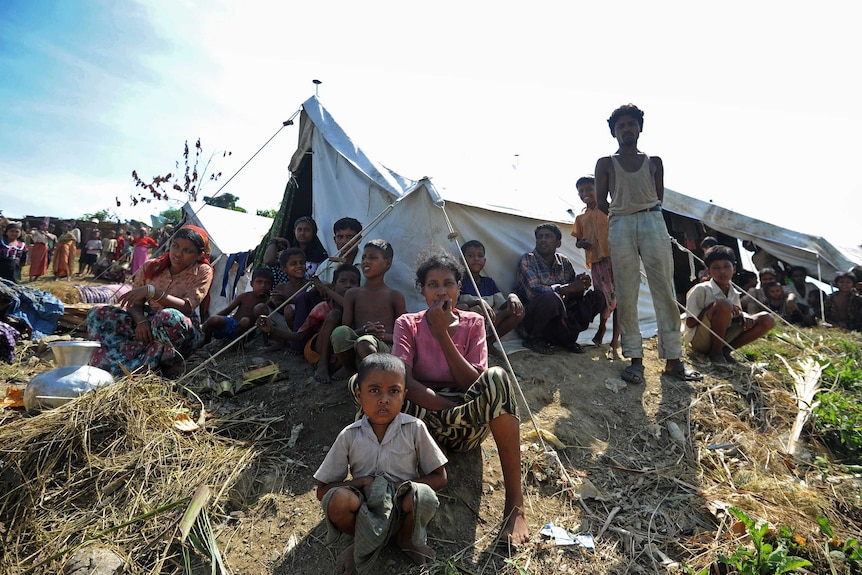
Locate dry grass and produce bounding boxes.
[0,373,287,574]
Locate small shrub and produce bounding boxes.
[813,391,862,464]
[719,507,811,574]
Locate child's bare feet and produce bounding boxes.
[336,545,356,575]
[722,348,740,364]
[313,363,332,384]
[500,506,530,549]
[331,366,353,381]
[400,541,436,565]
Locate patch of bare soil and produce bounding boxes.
[180,337,753,575]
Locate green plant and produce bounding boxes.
[818,515,862,573]
[820,351,862,391]
[813,390,862,464]
[719,507,811,574]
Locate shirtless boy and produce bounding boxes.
[330,240,407,379]
[595,103,702,384]
[203,267,274,344]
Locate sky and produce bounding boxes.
[1,0,861,249]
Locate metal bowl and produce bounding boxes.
[49,341,101,367]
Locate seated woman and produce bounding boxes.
[87,226,214,377]
[350,246,529,547]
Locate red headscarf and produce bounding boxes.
[143,225,211,279]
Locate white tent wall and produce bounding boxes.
[181,202,273,314]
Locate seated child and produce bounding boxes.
[824,272,862,331]
[684,246,774,364]
[253,248,307,345]
[314,354,447,573]
[203,268,274,344]
[457,240,523,351]
[763,281,815,326]
[742,267,785,314]
[330,240,406,379]
[257,264,361,383]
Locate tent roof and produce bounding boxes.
[661,191,859,277]
[181,202,273,256]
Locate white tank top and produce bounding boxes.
[609,154,660,216]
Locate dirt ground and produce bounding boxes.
[4,274,859,574]
[184,336,735,575]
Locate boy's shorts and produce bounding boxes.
[688,313,744,354]
[212,316,239,340]
[330,326,391,357]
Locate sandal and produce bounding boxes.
[620,364,645,385]
[524,337,554,355]
[565,342,586,354]
[665,362,704,382]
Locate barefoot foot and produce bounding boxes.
[331,366,353,381]
[313,363,332,384]
[336,545,356,575]
[500,507,530,549]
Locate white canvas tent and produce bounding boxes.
[181,201,273,314]
[267,96,860,335]
[271,97,659,334]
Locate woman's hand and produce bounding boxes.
[135,319,153,343]
[117,286,149,309]
[427,294,454,340]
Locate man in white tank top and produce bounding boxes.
[594,104,703,384]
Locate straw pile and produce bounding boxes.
[0,373,281,574]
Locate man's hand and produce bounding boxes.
[560,273,591,296]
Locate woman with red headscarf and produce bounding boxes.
[87,226,214,377]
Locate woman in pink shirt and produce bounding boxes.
[387,247,529,547]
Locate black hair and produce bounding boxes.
[704,245,736,267]
[834,271,857,286]
[734,269,758,288]
[700,236,718,249]
[789,265,809,277]
[758,267,777,279]
[460,240,485,253]
[251,267,275,282]
[355,353,406,389]
[607,103,645,136]
[763,281,784,292]
[575,176,595,189]
[278,247,306,266]
[333,217,362,234]
[333,263,361,284]
[415,246,464,288]
[534,223,562,242]
[173,226,206,254]
[364,239,393,260]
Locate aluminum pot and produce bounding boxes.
[24,341,114,412]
